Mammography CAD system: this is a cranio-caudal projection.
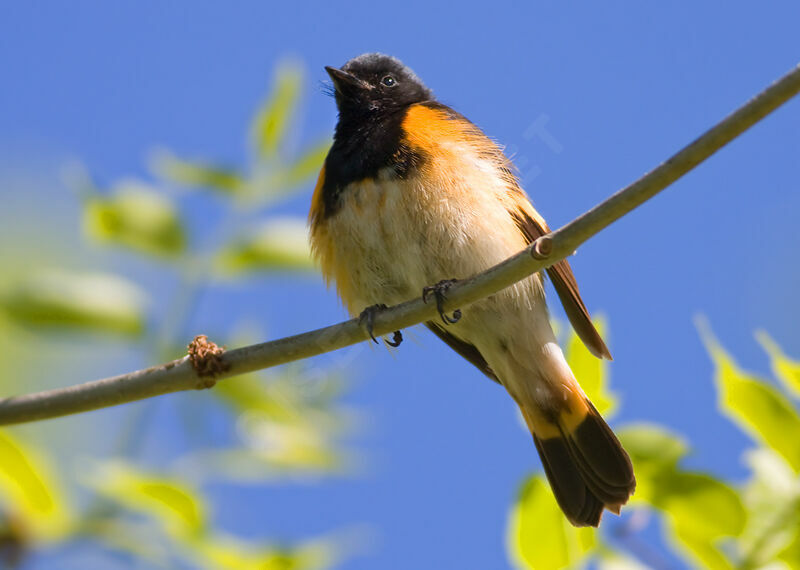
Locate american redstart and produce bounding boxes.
[309,53,635,526]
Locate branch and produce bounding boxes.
[2,63,799,426]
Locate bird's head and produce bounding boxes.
[325,53,433,117]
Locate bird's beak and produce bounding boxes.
[325,66,368,98]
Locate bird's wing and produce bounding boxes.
[510,206,612,360]
[426,322,501,384]
[407,100,611,360]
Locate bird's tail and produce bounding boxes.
[519,389,636,527]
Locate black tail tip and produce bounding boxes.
[534,407,635,527]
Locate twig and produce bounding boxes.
[1,63,799,426]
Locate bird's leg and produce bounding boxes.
[422,278,462,325]
[358,303,403,347]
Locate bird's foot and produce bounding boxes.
[422,278,462,325]
[358,304,403,347]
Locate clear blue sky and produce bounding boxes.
[2,2,800,568]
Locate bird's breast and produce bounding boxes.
[311,155,536,315]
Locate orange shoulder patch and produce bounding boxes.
[401,104,478,154]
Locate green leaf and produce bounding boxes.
[216,217,314,274]
[151,149,244,195]
[618,423,688,471]
[215,373,305,423]
[237,415,343,472]
[0,429,71,540]
[778,527,800,568]
[737,449,800,567]
[215,363,345,418]
[507,475,596,569]
[666,523,735,570]
[248,138,331,203]
[86,461,206,540]
[282,139,330,187]
[83,180,186,257]
[82,518,173,568]
[697,318,800,472]
[659,473,745,538]
[756,330,800,398]
[252,62,304,159]
[564,316,616,417]
[0,270,147,336]
[595,553,649,570]
[618,423,744,569]
[618,424,688,503]
[654,475,744,570]
[212,367,349,476]
[191,533,339,570]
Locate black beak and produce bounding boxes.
[325,66,368,97]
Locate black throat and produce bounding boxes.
[320,105,424,219]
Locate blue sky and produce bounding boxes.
[2,2,800,568]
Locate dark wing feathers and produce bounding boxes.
[426,322,501,384]
[510,208,612,360]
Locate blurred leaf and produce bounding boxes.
[252,62,304,159]
[250,138,329,199]
[738,449,800,568]
[778,528,800,568]
[659,473,744,538]
[0,270,147,336]
[745,448,799,503]
[216,365,346,419]
[618,424,688,504]
[697,318,800,472]
[657,476,743,569]
[183,447,344,484]
[83,180,186,256]
[237,414,342,473]
[619,424,744,569]
[507,475,596,569]
[0,430,70,541]
[85,462,343,570]
[151,149,244,195]
[282,139,330,188]
[192,533,339,570]
[756,330,800,398]
[564,316,616,417]
[216,373,301,423]
[87,462,206,540]
[595,553,649,570]
[82,518,173,568]
[666,523,734,570]
[211,367,350,477]
[618,423,688,472]
[216,217,314,274]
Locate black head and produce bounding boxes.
[325,53,433,116]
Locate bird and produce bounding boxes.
[308,53,635,527]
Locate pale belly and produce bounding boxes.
[315,171,569,407]
[322,173,543,315]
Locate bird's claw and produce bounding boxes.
[385,330,403,347]
[358,304,403,347]
[422,279,462,325]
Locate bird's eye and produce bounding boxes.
[381,75,396,87]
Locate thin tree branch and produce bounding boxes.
[2,63,799,426]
